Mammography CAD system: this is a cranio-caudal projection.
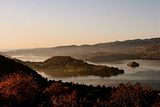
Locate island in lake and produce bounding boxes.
[0,55,159,107]
[24,56,124,77]
[127,61,139,68]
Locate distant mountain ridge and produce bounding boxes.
[5,38,160,62]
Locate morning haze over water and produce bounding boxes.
[0,0,160,106]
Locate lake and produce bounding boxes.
[13,55,160,90]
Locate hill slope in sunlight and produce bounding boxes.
[25,56,124,77]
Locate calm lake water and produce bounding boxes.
[13,55,160,90]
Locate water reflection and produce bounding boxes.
[38,60,160,90]
[14,55,160,90]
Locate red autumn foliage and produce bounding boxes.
[0,73,158,107]
[43,82,78,106]
[0,73,39,103]
[43,81,70,96]
[109,83,156,107]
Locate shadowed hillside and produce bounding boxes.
[0,55,47,87]
[0,52,11,58]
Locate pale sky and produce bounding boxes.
[0,0,159,49]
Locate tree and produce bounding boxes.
[0,73,39,106]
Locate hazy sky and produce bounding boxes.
[0,0,159,49]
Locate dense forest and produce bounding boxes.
[24,56,124,77]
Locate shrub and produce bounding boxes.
[44,82,78,107]
[109,83,156,107]
[0,73,39,106]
